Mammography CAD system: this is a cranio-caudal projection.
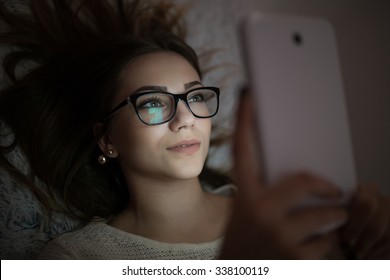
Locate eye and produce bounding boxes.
[188,93,206,103]
[138,97,164,109]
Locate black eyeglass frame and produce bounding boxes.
[103,86,220,125]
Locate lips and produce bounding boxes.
[167,139,201,154]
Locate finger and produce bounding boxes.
[362,226,390,259]
[268,172,343,210]
[355,195,390,256]
[342,184,379,245]
[233,88,262,197]
[295,232,340,259]
[286,206,348,243]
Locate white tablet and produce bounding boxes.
[239,13,357,201]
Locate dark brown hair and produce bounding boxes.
[0,0,231,224]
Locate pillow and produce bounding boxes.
[0,120,79,259]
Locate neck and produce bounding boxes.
[110,174,215,242]
[129,175,206,221]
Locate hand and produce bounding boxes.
[342,184,390,259]
[220,91,347,259]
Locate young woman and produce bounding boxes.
[0,0,389,259]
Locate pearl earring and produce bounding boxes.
[98,150,114,164]
[98,155,106,164]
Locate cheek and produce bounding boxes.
[198,119,212,153]
[112,115,166,161]
[201,119,212,140]
[110,114,212,171]
[110,109,147,152]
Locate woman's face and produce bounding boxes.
[102,52,211,182]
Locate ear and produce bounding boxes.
[93,122,118,159]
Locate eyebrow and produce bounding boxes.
[184,81,203,89]
[132,81,203,94]
[134,85,167,93]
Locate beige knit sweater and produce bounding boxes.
[38,222,223,260]
[38,184,234,260]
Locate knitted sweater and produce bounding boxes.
[38,222,223,260]
[38,184,234,260]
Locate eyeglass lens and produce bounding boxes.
[135,88,218,125]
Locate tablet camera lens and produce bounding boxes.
[292,32,303,46]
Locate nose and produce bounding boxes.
[168,100,195,131]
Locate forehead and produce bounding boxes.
[116,52,200,101]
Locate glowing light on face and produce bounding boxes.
[105,52,212,181]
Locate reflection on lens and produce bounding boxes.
[188,89,217,117]
[147,107,164,124]
[136,93,174,125]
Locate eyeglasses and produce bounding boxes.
[103,86,220,125]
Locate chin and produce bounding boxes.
[170,164,204,180]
